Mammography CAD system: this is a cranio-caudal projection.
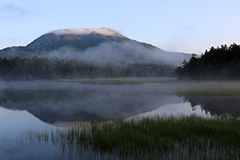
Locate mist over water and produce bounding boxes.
[0,81,183,123]
[1,81,240,123]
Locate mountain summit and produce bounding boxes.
[0,27,191,66]
[26,27,128,52]
[49,27,125,37]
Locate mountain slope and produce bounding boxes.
[0,27,191,66]
[26,27,128,51]
[175,44,240,80]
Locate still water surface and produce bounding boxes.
[0,81,239,159]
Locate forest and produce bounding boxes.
[175,43,240,80]
[0,56,174,80]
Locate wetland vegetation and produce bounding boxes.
[25,115,240,159]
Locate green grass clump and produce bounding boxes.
[26,116,240,159]
[85,116,240,159]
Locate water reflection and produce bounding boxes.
[131,102,211,119]
[1,81,240,123]
[180,95,240,117]
[0,81,183,123]
[0,107,57,160]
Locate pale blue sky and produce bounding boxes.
[0,0,240,54]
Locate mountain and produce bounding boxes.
[0,27,191,66]
[27,27,128,51]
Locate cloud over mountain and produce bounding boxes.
[0,27,191,66]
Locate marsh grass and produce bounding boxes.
[24,116,240,159]
[46,77,177,84]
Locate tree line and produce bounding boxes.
[0,56,174,80]
[175,44,240,80]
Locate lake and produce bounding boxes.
[1,80,240,159]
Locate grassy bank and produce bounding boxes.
[43,78,240,96]
[26,116,240,159]
[44,77,177,84]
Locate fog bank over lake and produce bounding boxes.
[0,81,184,123]
[1,80,240,123]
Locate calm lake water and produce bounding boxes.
[0,81,240,159]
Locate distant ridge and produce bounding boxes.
[0,27,191,66]
[26,27,128,52]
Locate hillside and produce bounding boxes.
[0,57,176,80]
[0,27,191,67]
[26,27,128,51]
[175,44,240,80]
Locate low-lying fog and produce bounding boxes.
[0,81,183,123]
[1,81,240,124]
[42,41,189,66]
[3,41,191,67]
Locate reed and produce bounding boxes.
[25,115,240,159]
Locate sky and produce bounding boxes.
[0,0,240,54]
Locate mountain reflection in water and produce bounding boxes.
[0,81,183,123]
[0,81,240,124]
[0,107,57,159]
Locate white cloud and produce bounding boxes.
[49,27,124,37]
